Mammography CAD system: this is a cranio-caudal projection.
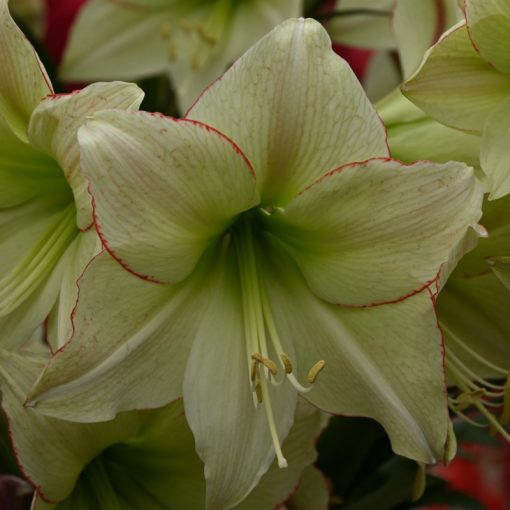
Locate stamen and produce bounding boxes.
[251,353,278,375]
[255,383,263,404]
[442,324,507,375]
[160,22,172,39]
[450,389,486,412]
[501,373,510,425]
[308,360,326,384]
[260,378,288,469]
[250,359,258,383]
[280,353,293,374]
[167,42,177,62]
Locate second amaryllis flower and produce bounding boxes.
[28,18,483,510]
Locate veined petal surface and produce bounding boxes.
[46,229,102,352]
[59,0,173,81]
[402,23,510,133]
[27,251,214,422]
[481,97,510,199]
[28,82,145,229]
[327,0,396,50]
[261,248,449,464]
[78,110,258,284]
[466,0,510,74]
[187,18,388,204]
[236,402,325,510]
[268,158,483,306]
[0,0,52,140]
[168,0,303,112]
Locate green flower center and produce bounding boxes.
[0,150,77,322]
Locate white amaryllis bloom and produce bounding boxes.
[0,348,325,510]
[29,18,483,510]
[0,0,144,350]
[59,0,302,112]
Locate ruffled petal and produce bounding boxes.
[26,251,211,421]
[266,158,483,306]
[402,23,510,133]
[79,110,258,284]
[0,348,139,503]
[465,0,510,74]
[0,0,52,140]
[261,247,450,464]
[28,82,144,228]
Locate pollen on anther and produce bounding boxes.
[307,360,326,384]
[255,383,263,404]
[251,353,278,375]
[280,353,293,374]
[250,359,258,382]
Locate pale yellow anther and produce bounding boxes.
[250,359,258,382]
[453,388,486,412]
[160,22,172,39]
[192,53,202,70]
[196,25,218,45]
[255,383,263,404]
[280,353,293,374]
[167,42,177,62]
[251,353,278,375]
[179,19,193,32]
[307,360,326,384]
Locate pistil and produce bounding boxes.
[235,220,326,468]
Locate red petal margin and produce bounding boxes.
[88,111,256,285]
[296,156,480,309]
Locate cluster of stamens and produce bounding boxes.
[250,352,326,404]
[234,221,326,468]
[443,324,510,441]
[160,19,219,70]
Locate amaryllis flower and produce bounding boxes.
[58,0,302,111]
[29,18,483,510]
[0,347,325,510]
[402,0,510,200]
[0,0,144,350]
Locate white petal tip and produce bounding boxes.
[474,224,489,237]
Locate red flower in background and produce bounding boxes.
[426,441,510,510]
[44,0,86,65]
[333,44,373,81]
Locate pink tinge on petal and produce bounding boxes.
[43,0,87,65]
[333,43,374,81]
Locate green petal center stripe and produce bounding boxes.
[0,202,78,317]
